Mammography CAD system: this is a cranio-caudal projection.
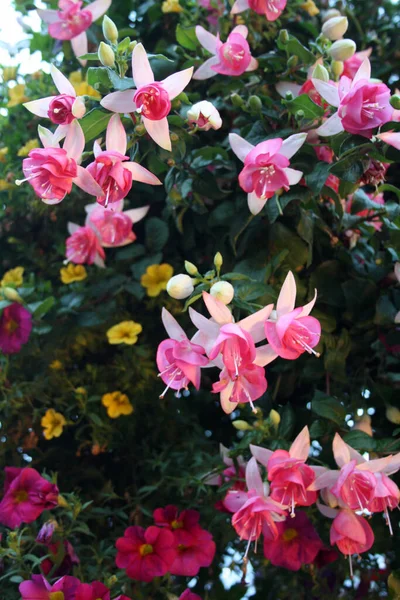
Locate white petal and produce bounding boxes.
[229,132,254,162]
[86,0,112,20]
[72,97,86,119]
[195,25,218,54]
[298,289,317,317]
[332,433,350,467]
[275,81,302,99]
[254,344,278,367]
[161,307,187,341]
[311,79,340,107]
[193,56,219,81]
[63,120,85,162]
[289,426,310,461]
[316,112,344,137]
[37,9,59,24]
[162,67,193,100]
[248,192,266,215]
[51,65,76,96]
[231,0,250,14]
[280,132,307,159]
[71,32,88,66]
[276,271,296,318]
[352,57,371,85]
[246,57,259,72]
[231,25,248,39]
[142,117,171,151]
[132,43,154,88]
[284,167,303,185]
[123,206,150,223]
[106,114,127,155]
[24,97,54,118]
[124,162,162,185]
[101,90,135,113]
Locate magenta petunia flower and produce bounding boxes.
[0,303,32,355]
[75,581,110,600]
[19,575,80,600]
[179,590,202,600]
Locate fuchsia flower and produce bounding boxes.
[263,511,324,571]
[66,223,106,267]
[179,590,202,600]
[377,130,400,151]
[38,0,112,65]
[0,303,32,355]
[156,308,209,398]
[264,271,321,360]
[75,581,110,600]
[193,25,258,80]
[86,114,161,207]
[115,525,176,582]
[0,467,59,529]
[342,48,372,79]
[229,132,307,215]
[85,201,149,248]
[313,58,392,138]
[101,44,193,151]
[17,121,102,205]
[19,575,80,600]
[231,0,287,21]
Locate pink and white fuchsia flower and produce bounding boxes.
[16,121,102,204]
[193,25,258,80]
[231,0,287,21]
[86,114,161,207]
[84,201,149,247]
[101,44,193,151]
[65,223,105,267]
[312,58,392,138]
[38,0,112,65]
[24,65,85,141]
[229,132,307,215]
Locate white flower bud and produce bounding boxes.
[184,261,199,276]
[98,42,115,67]
[322,9,342,22]
[210,281,234,305]
[72,96,86,119]
[187,101,222,131]
[214,252,223,270]
[232,420,254,431]
[332,60,344,78]
[102,15,118,44]
[167,274,195,300]
[312,63,329,82]
[329,39,356,61]
[386,405,400,425]
[269,409,281,427]
[322,16,348,41]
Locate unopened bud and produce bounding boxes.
[98,42,115,67]
[285,91,294,101]
[386,405,400,425]
[322,16,348,41]
[135,124,146,136]
[184,261,199,276]
[57,494,70,508]
[279,29,289,44]
[167,274,195,300]
[248,95,262,111]
[231,93,244,107]
[129,41,138,52]
[102,15,118,44]
[287,55,298,69]
[232,420,254,431]
[2,287,22,303]
[312,63,329,82]
[322,8,341,22]
[170,132,179,142]
[269,409,281,427]
[210,281,234,305]
[332,60,344,78]
[295,109,305,119]
[390,94,400,110]
[329,39,356,61]
[214,252,223,270]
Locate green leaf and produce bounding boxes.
[343,430,376,452]
[279,404,296,439]
[108,70,134,91]
[77,53,100,61]
[311,391,346,425]
[81,109,112,142]
[305,162,331,194]
[285,94,325,120]
[329,155,367,183]
[176,25,198,50]
[145,217,169,253]
[277,34,315,64]
[87,66,112,90]
[30,297,55,319]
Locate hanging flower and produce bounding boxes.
[0,303,32,355]
[141,264,174,297]
[41,409,67,440]
[66,225,105,268]
[102,391,134,418]
[106,321,143,345]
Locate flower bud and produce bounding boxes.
[269,409,281,427]
[135,124,146,136]
[321,16,348,41]
[287,56,298,69]
[248,95,263,111]
[129,41,138,52]
[322,9,341,22]
[386,405,400,425]
[331,60,344,78]
[214,252,223,271]
[102,15,118,44]
[231,93,244,107]
[187,101,222,131]
[36,520,57,544]
[329,39,356,61]
[210,281,234,305]
[232,420,254,431]
[57,494,70,508]
[390,94,400,110]
[98,42,115,67]
[184,261,199,276]
[2,287,22,303]
[312,63,329,82]
[167,274,195,300]
[279,29,289,44]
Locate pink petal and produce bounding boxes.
[317,502,338,519]
[142,117,171,151]
[37,8,59,23]
[239,303,274,343]
[352,57,371,85]
[71,32,88,66]
[93,140,102,157]
[297,289,317,318]
[289,426,310,461]
[377,131,400,150]
[250,444,273,467]
[357,456,393,473]
[220,443,234,466]
[195,25,218,54]
[332,433,351,467]
[123,206,150,223]
[316,111,344,137]
[86,0,112,21]
[254,344,278,367]
[162,67,193,100]
[132,43,154,88]
[220,382,237,414]
[24,97,54,118]
[72,97,86,118]
[308,470,339,491]
[284,167,303,185]
[51,64,76,96]
[161,308,187,341]
[94,253,106,268]
[63,120,85,161]
[101,90,136,113]
[193,56,219,80]
[246,457,264,496]
[276,271,296,318]
[311,80,340,108]
[202,291,232,325]
[247,192,266,215]
[231,25,248,39]
[280,132,307,159]
[383,452,400,476]
[276,81,302,98]
[229,133,254,162]
[106,114,127,155]
[74,165,103,196]
[231,0,250,14]
[124,162,162,185]
[246,57,259,72]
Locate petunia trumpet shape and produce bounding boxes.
[38,0,112,65]
[17,121,103,204]
[312,58,392,138]
[101,44,193,151]
[19,575,80,600]
[231,0,287,21]
[84,201,149,248]
[229,132,307,214]
[193,25,258,80]
[265,271,321,360]
[87,114,161,207]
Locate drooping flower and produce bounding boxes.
[75,581,110,600]
[115,525,176,582]
[263,511,324,571]
[41,409,67,440]
[85,201,149,248]
[19,575,80,600]
[141,264,174,297]
[0,303,32,355]
[187,100,222,131]
[193,25,258,80]
[1,267,24,287]
[106,321,143,345]
[60,263,87,284]
[7,84,28,107]
[38,0,112,65]
[329,509,374,575]
[101,44,193,151]
[156,308,209,398]
[313,58,392,138]
[0,467,59,529]
[229,133,307,215]
[231,0,287,21]
[65,224,105,268]
[264,271,321,360]
[102,391,134,418]
[342,48,372,79]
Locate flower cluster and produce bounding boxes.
[19,575,130,600]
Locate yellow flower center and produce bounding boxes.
[13,490,28,503]
[5,319,18,334]
[171,519,183,529]
[282,528,299,542]
[49,593,65,600]
[139,543,154,557]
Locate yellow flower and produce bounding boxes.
[162,0,184,13]
[69,71,101,99]
[0,180,13,191]
[50,360,63,371]
[141,263,174,297]
[102,391,134,418]
[7,84,29,107]
[300,0,319,16]
[1,267,24,287]
[0,148,8,163]
[60,264,88,284]
[41,409,67,440]
[107,321,143,345]
[2,66,18,82]
[18,139,39,157]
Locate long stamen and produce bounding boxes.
[385,506,393,535]
[349,554,353,578]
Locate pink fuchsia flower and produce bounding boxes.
[75,581,110,600]
[342,48,372,79]
[193,25,258,80]
[86,114,161,207]
[263,511,324,571]
[330,509,374,574]
[38,0,112,65]
[17,121,102,205]
[212,362,268,413]
[231,0,287,21]
[0,303,32,355]
[187,100,222,131]
[179,590,202,600]
[66,223,105,267]
[115,525,176,582]
[84,201,149,248]
[0,467,59,529]
[313,58,392,138]
[205,445,248,513]
[377,130,400,151]
[229,132,307,215]
[19,575,80,600]
[101,44,193,151]
[156,308,209,398]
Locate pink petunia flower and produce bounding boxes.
[19,575,80,600]
[263,511,324,571]
[115,525,176,582]
[84,201,149,248]
[229,132,307,214]
[179,590,202,600]
[86,114,161,207]
[0,303,32,355]
[231,0,287,21]
[101,44,193,151]
[0,467,59,529]
[65,224,106,268]
[41,540,80,578]
[75,581,110,600]
[38,0,112,65]
[193,25,258,80]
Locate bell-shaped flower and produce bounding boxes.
[16,121,103,204]
[65,223,106,268]
[101,44,193,151]
[229,132,307,215]
[312,58,392,138]
[84,201,149,248]
[86,114,161,207]
[329,508,374,577]
[193,25,258,80]
[38,0,112,65]
[205,445,248,513]
[265,271,321,360]
[231,0,287,21]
